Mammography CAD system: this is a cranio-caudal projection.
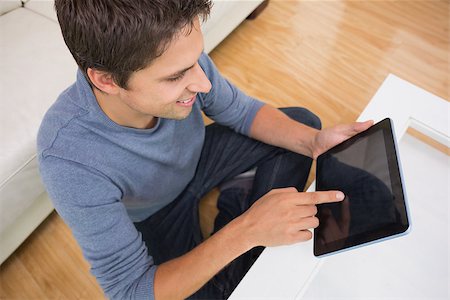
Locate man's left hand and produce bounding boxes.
[311,120,374,159]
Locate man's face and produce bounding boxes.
[117,18,212,123]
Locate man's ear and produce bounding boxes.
[87,68,120,94]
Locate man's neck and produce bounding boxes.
[93,88,157,129]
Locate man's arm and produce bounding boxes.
[249,104,373,159]
[154,188,345,300]
[249,104,319,158]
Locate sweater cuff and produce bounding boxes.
[241,98,265,136]
[133,265,158,300]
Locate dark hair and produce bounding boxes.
[55,0,211,89]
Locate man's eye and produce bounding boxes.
[167,73,185,82]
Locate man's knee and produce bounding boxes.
[280,107,322,130]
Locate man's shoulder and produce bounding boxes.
[37,83,89,159]
[198,52,218,78]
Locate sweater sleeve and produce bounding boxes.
[197,53,264,135]
[39,155,157,300]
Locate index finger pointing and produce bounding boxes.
[302,191,345,205]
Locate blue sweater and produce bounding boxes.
[37,53,263,299]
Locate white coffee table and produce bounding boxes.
[230,74,449,299]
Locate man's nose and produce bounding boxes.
[187,63,212,94]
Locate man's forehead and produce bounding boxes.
[148,18,204,78]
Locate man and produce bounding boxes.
[38,1,372,299]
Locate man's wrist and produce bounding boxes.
[293,125,320,159]
[224,213,257,253]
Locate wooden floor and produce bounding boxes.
[1,1,448,299]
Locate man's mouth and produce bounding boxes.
[176,94,196,106]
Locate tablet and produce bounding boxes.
[314,118,410,257]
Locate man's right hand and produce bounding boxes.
[238,187,346,249]
[154,188,345,300]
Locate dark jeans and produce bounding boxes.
[134,107,321,299]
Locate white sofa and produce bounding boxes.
[0,0,263,264]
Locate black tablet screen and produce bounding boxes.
[314,118,409,256]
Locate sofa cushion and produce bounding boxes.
[0,8,77,232]
[24,0,58,22]
[0,1,21,16]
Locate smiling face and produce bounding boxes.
[89,18,212,129]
